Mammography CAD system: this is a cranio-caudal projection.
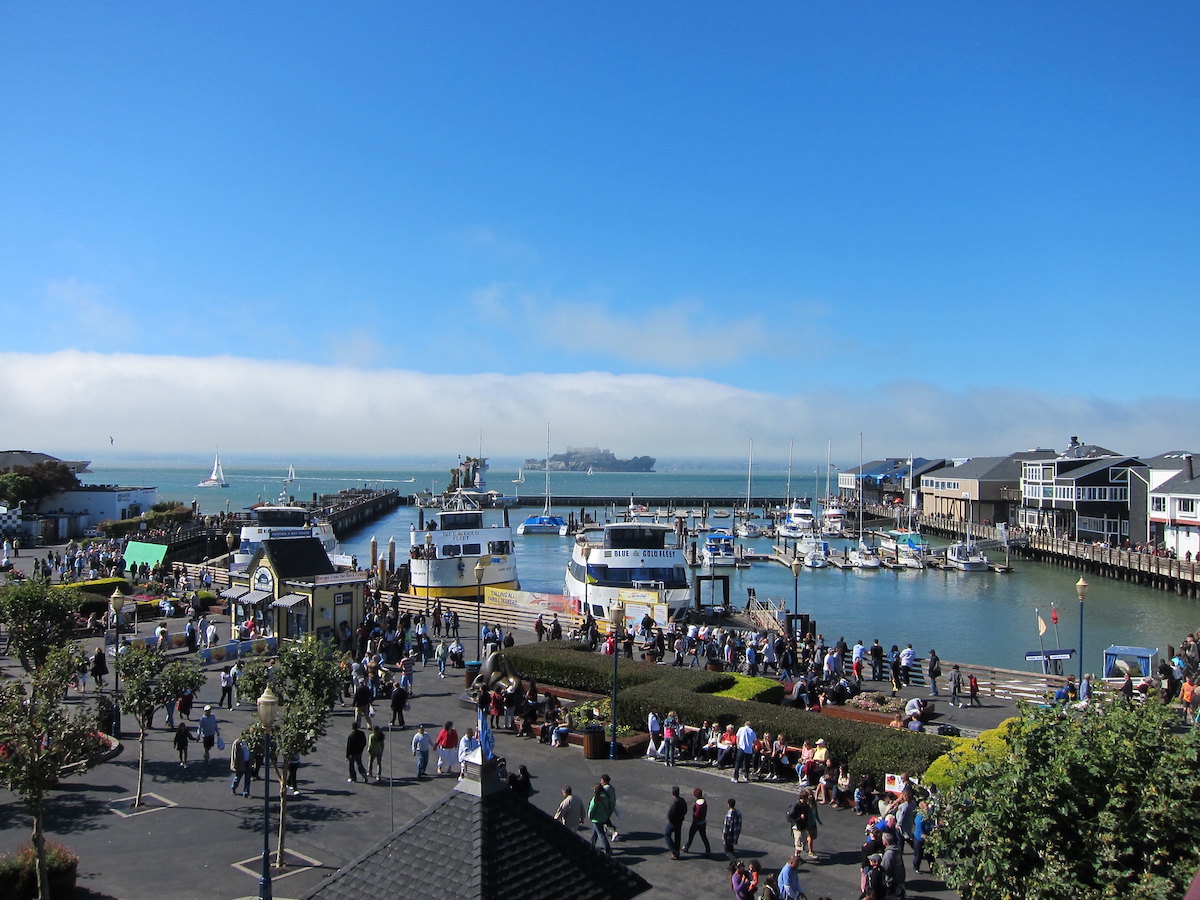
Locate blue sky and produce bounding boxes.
[2,3,1197,466]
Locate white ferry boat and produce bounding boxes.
[702,529,738,567]
[408,498,519,598]
[565,522,692,625]
[231,504,341,572]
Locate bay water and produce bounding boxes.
[87,462,1200,674]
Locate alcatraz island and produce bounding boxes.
[523,446,655,473]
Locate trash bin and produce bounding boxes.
[465,661,482,690]
[582,725,607,759]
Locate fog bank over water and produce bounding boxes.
[6,351,1197,466]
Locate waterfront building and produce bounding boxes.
[1017,438,1148,544]
[837,457,945,507]
[1148,452,1200,557]
[919,454,1038,525]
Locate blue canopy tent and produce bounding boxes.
[1102,645,1158,680]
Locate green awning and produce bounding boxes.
[124,541,168,570]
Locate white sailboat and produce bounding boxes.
[197,449,229,488]
[736,439,761,538]
[513,468,525,484]
[517,427,569,536]
[847,433,881,569]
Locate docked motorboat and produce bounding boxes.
[946,542,989,571]
[565,522,691,625]
[777,503,815,539]
[896,545,927,569]
[409,495,519,598]
[702,530,738,567]
[821,503,846,537]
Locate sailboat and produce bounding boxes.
[283,463,296,485]
[513,468,526,484]
[517,428,569,536]
[736,440,761,538]
[197,449,229,488]
[847,433,881,569]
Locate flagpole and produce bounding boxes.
[1036,608,1048,675]
[1051,602,1061,648]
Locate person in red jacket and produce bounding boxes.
[434,720,459,775]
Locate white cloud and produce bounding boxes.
[2,351,1197,467]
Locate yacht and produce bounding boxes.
[565,522,691,625]
[198,449,229,488]
[821,503,846,537]
[702,530,738,567]
[409,496,519,598]
[777,502,815,539]
[735,520,763,539]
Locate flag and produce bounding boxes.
[477,706,495,761]
[1051,607,1059,625]
[1037,615,1048,636]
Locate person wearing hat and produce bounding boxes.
[862,851,885,899]
[196,705,221,764]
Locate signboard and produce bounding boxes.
[334,592,352,606]
[487,588,579,617]
[1025,649,1075,662]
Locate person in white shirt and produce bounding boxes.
[732,721,757,783]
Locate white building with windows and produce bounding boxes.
[1147,454,1200,558]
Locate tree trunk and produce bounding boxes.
[32,795,48,900]
[274,765,289,868]
[135,727,147,807]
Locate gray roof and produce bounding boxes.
[1153,468,1200,495]
[261,537,336,579]
[1140,451,1200,470]
[1053,456,1143,482]
[938,456,1022,482]
[300,761,650,900]
[0,450,91,472]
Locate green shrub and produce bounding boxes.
[922,717,1017,791]
[54,577,130,599]
[501,642,951,785]
[714,675,786,704]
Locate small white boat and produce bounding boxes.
[512,468,525,484]
[198,450,229,488]
[896,546,927,569]
[821,504,846,537]
[518,428,569,536]
[710,508,731,519]
[703,530,738,567]
[778,503,815,539]
[946,542,989,571]
[848,540,883,569]
[800,534,830,568]
[735,520,763,539]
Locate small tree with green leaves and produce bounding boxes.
[0,647,106,900]
[116,647,205,807]
[0,581,81,672]
[931,700,1200,899]
[237,635,343,868]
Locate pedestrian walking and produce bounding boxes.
[968,672,982,706]
[683,787,711,855]
[218,666,235,709]
[554,784,586,829]
[367,725,385,782]
[345,722,368,783]
[229,736,253,797]
[90,647,108,691]
[600,773,621,841]
[434,721,459,775]
[173,722,195,767]
[722,797,742,862]
[588,782,613,856]
[411,724,431,778]
[196,706,221,763]
[664,785,687,859]
[949,665,963,707]
[927,649,942,696]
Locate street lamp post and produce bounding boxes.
[609,599,625,761]
[109,587,126,737]
[473,559,486,662]
[1076,576,1088,683]
[790,558,802,672]
[257,686,280,900]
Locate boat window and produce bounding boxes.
[441,512,484,530]
[488,541,511,555]
[462,543,482,556]
[442,544,461,558]
[602,526,667,551]
[586,563,689,589]
[592,604,605,617]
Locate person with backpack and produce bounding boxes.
[787,790,812,858]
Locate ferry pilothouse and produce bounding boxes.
[408,495,519,599]
[565,522,692,627]
[231,504,344,572]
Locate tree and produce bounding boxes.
[0,647,106,900]
[237,635,343,868]
[0,462,81,511]
[0,581,81,672]
[930,700,1200,899]
[116,648,205,808]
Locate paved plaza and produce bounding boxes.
[0,549,1014,899]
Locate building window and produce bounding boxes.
[1180,499,1196,516]
[1152,496,1166,512]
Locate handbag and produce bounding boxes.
[217,735,225,751]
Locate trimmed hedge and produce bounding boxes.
[54,577,130,598]
[500,641,951,784]
[922,717,1017,791]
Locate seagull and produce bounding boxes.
[109,436,114,445]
